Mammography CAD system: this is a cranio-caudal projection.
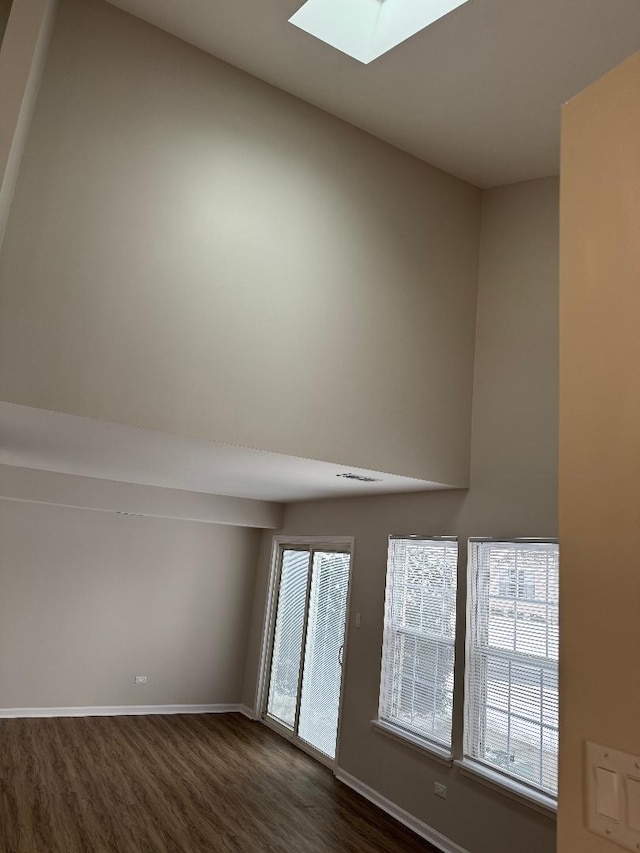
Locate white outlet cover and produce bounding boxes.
[134,676,148,684]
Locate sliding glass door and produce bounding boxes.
[265,545,351,762]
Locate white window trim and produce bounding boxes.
[455,758,557,818]
[371,718,453,766]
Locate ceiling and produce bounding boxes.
[0,404,447,503]
[105,0,640,187]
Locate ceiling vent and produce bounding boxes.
[336,472,382,483]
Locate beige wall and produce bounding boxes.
[243,177,559,853]
[0,497,260,709]
[0,464,283,529]
[0,0,12,41]
[0,0,55,245]
[558,53,640,853]
[0,0,481,487]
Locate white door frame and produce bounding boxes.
[255,534,355,769]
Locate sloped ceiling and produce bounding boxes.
[105,0,640,187]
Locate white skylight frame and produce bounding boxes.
[289,0,471,65]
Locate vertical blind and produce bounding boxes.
[464,540,559,796]
[378,537,458,749]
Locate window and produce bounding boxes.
[377,536,458,752]
[464,540,559,799]
[289,0,471,65]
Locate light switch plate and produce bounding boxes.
[586,742,640,851]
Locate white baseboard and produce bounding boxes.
[239,704,257,720]
[334,768,469,853]
[0,703,243,719]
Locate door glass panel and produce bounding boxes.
[267,549,311,728]
[297,551,350,758]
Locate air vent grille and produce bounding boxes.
[336,473,382,483]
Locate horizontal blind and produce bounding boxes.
[267,549,311,728]
[378,537,458,749]
[298,551,350,759]
[465,540,559,796]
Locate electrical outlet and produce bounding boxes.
[134,675,147,685]
[434,782,447,800]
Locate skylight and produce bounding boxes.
[289,0,471,64]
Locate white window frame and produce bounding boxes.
[373,535,458,764]
[459,537,559,816]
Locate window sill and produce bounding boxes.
[454,759,557,818]
[371,719,453,767]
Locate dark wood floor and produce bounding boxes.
[0,713,436,853]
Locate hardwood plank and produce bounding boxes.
[0,713,437,853]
